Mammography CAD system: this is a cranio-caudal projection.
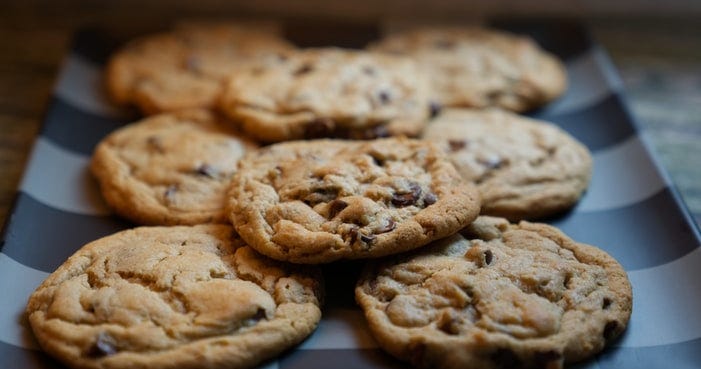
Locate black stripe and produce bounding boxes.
[282,18,381,49]
[280,348,404,369]
[0,341,65,369]
[548,188,700,270]
[530,93,636,151]
[488,19,592,61]
[70,27,121,66]
[0,193,131,272]
[40,97,133,156]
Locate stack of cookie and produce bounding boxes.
[26,23,632,369]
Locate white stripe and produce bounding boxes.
[54,54,127,118]
[0,253,48,350]
[299,308,377,350]
[19,137,110,215]
[576,135,669,212]
[619,246,701,347]
[542,46,623,116]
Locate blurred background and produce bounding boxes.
[1,0,700,228]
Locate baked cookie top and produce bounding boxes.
[356,216,632,369]
[91,109,258,225]
[219,47,431,143]
[423,108,592,220]
[369,27,567,112]
[227,137,481,263]
[106,23,295,114]
[26,224,323,369]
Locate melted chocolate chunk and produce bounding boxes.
[87,332,117,357]
[293,63,314,76]
[448,139,466,151]
[194,164,217,179]
[347,225,360,244]
[483,249,494,265]
[478,155,505,170]
[359,232,376,244]
[327,199,348,219]
[304,118,334,138]
[391,182,422,207]
[603,321,619,341]
[423,192,437,206]
[377,219,396,234]
[378,90,392,105]
[429,101,442,118]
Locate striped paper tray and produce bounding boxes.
[1,20,700,369]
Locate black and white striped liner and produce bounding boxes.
[1,20,700,369]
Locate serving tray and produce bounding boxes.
[1,19,700,369]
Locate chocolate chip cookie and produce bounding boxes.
[91,109,258,225]
[356,216,632,369]
[370,27,567,112]
[227,137,481,263]
[106,23,295,114]
[423,108,592,220]
[219,48,430,143]
[26,224,323,369]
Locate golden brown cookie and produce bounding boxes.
[423,108,592,220]
[227,137,481,263]
[370,27,567,112]
[26,224,323,369]
[91,109,258,225]
[219,48,431,143]
[356,216,632,369]
[106,23,295,114]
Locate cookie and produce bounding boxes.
[227,137,481,263]
[219,48,430,143]
[91,109,258,225]
[423,108,592,220]
[106,23,295,114]
[369,27,567,112]
[26,224,323,369]
[356,216,632,369]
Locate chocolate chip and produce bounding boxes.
[429,101,442,118]
[359,232,376,245]
[184,55,201,74]
[448,139,466,151]
[164,185,177,202]
[293,63,314,76]
[533,350,562,368]
[370,154,385,167]
[483,250,493,265]
[490,348,521,369]
[304,118,334,138]
[603,321,619,341]
[434,39,456,50]
[391,182,422,207]
[378,90,392,105]
[347,225,360,244]
[327,199,348,219]
[423,192,437,206]
[194,164,217,179]
[603,297,612,309]
[146,136,164,154]
[377,219,396,234]
[87,332,117,357]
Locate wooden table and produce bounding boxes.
[1,11,699,229]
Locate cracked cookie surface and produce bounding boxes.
[356,216,632,369]
[26,224,323,369]
[106,23,295,114]
[423,109,592,220]
[369,27,566,112]
[227,137,481,263]
[219,48,430,143]
[91,109,258,225]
